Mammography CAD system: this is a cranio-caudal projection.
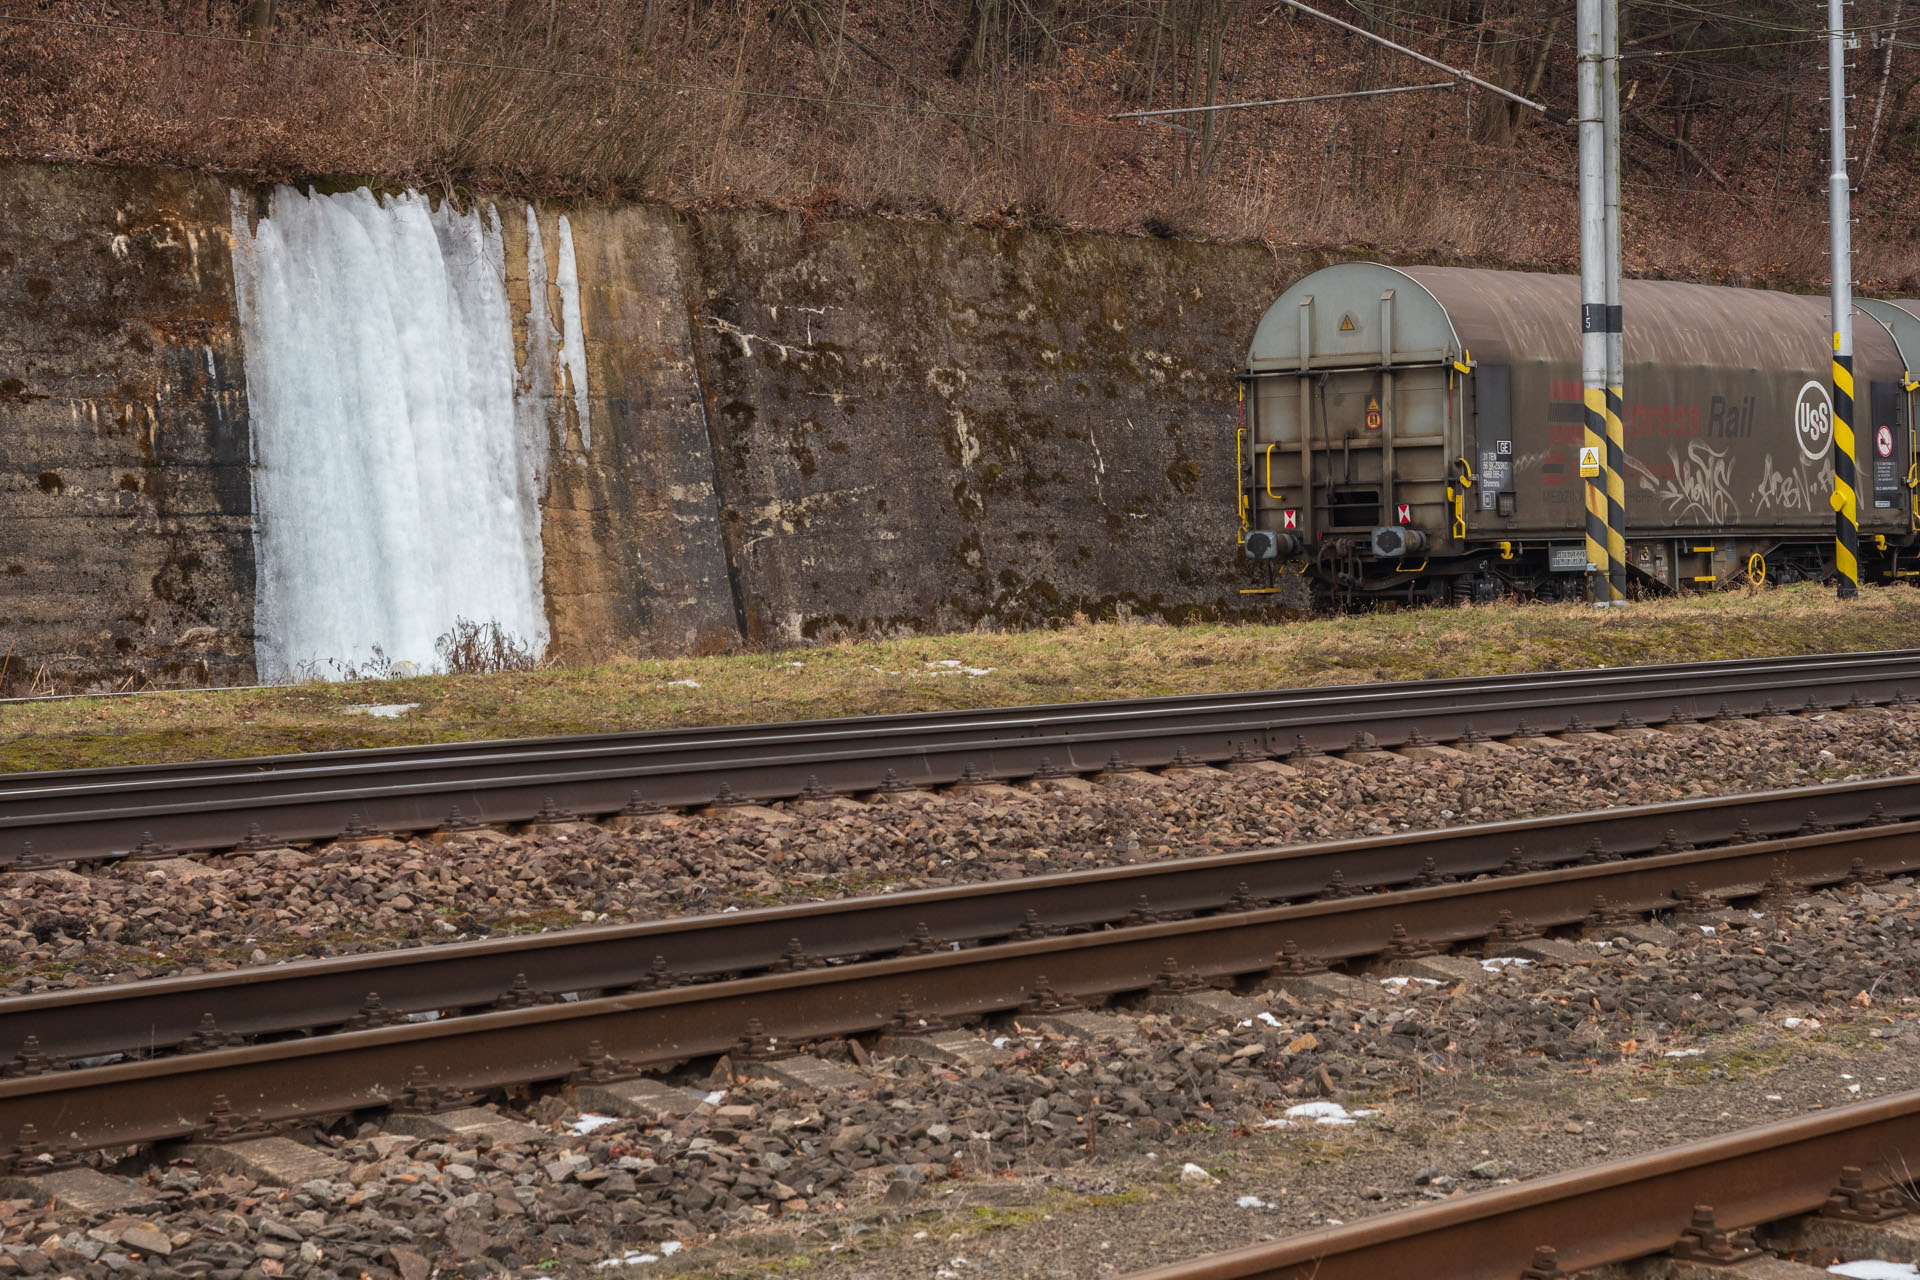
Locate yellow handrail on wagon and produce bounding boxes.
[1446,456,1473,541]
[1235,426,1249,539]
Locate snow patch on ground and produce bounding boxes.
[1265,1102,1381,1128]
[867,662,998,679]
[569,1113,618,1134]
[596,1244,679,1269]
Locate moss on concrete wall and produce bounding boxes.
[0,163,255,694]
[679,212,1298,646]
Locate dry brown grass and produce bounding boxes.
[4,1,1919,290]
[5,583,1919,772]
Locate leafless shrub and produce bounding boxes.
[289,645,399,684]
[434,617,545,675]
[418,0,679,196]
[3,1,1918,288]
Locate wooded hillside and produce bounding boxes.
[6,0,1918,287]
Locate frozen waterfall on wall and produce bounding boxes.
[230,186,555,681]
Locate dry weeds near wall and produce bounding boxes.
[4,0,1920,288]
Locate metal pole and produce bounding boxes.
[1602,0,1627,604]
[1266,0,1563,120]
[1577,0,1612,601]
[1830,0,1860,598]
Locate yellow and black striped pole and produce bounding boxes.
[1582,384,1611,593]
[1576,0,1612,599]
[1834,341,1859,598]
[1601,0,1628,604]
[1826,0,1858,598]
[1604,379,1627,600]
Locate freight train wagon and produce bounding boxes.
[1237,264,1920,605]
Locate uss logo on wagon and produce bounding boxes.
[1794,381,1834,462]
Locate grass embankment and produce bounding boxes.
[3,584,1918,773]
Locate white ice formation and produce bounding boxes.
[230,186,564,680]
[555,215,592,451]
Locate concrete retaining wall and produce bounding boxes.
[0,163,1300,692]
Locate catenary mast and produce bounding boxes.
[1602,0,1627,604]
[1577,0,1613,599]
[1828,0,1860,599]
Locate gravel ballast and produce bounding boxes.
[7,708,1920,1277]
[1,879,1918,1279]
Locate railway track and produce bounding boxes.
[1126,1086,1920,1280]
[7,770,1918,1067]
[5,648,1920,865]
[3,771,1918,1161]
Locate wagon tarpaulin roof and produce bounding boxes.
[1247,263,1906,380]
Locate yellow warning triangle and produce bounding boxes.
[1339,314,1356,332]
[1367,397,1380,412]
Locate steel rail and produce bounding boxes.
[1123,1089,1920,1280]
[4,649,1920,865]
[1,807,1914,1156]
[7,772,1920,1065]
